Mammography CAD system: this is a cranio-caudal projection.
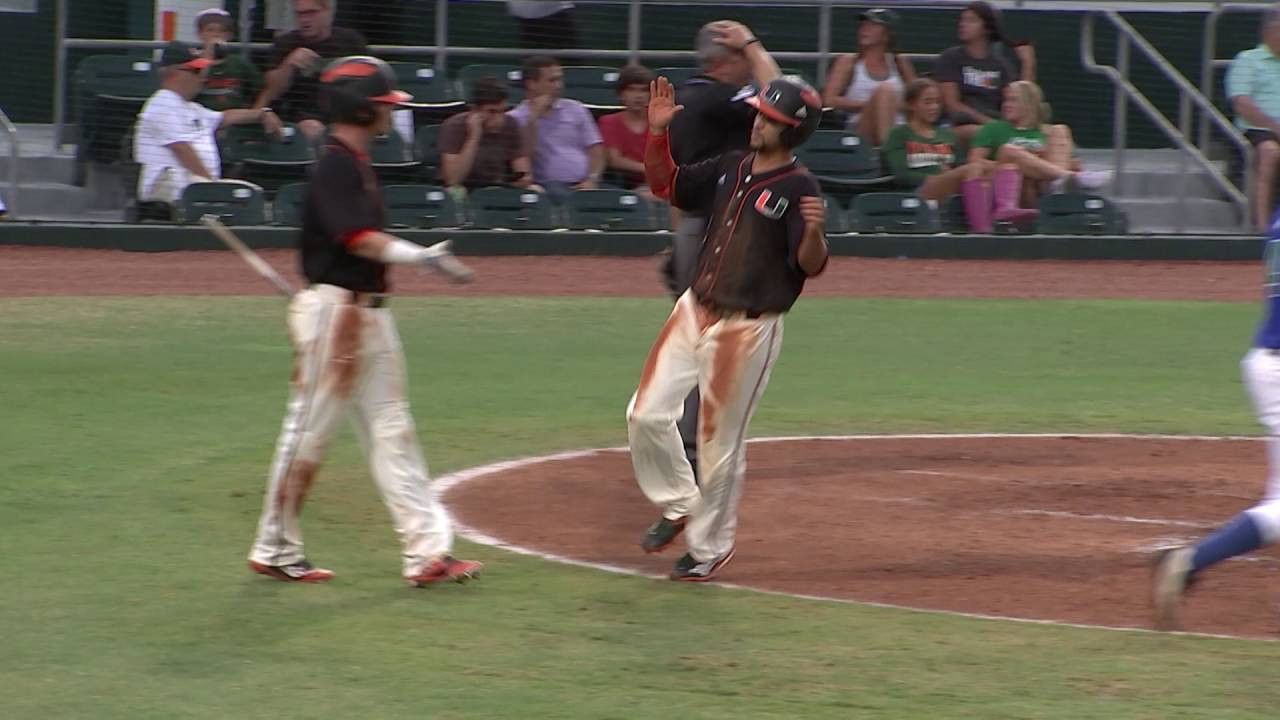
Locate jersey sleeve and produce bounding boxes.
[1226,51,1255,100]
[670,153,729,214]
[308,152,380,245]
[786,173,824,274]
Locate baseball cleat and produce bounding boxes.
[249,559,334,583]
[406,555,484,587]
[669,547,735,582]
[1152,546,1196,631]
[641,516,687,554]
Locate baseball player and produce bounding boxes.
[1153,217,1280,629]
[628,75,828,581]
[247,56,482,587]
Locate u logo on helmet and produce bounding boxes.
[754,189,789,220]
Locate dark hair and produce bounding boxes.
[470,75,509,106]
[903,77,938,106]
[195,10,233,32]
[962,1,1007,44]
[616,64,653,93]
[521,55,560,85]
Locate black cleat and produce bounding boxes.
[641,516,687,554]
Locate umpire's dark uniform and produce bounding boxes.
[665,74,757,476]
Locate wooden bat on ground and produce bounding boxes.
[201,215,297,298]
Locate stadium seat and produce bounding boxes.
[73,54,160,175]
[180,180,266,225]
[469,186,556,229]
[940,193,969,233]
[370,131,422,184]
[796,131,893,193]
[566,189,656,230]
[459,64,525,105]
[272,182,307,226]
[387,62,460,105]
[1036,193,1129,235]
[850,192,937,233]
[823,194,851,234]
[383,185,462,228]
[414,124,442,181]
[561,66,623,109]
[221,124,314,195]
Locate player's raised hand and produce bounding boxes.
[799,196,825,229]
[648,77,684,133]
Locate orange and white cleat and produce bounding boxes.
[406,555,484,587]
[249,559,335,583]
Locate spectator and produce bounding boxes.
[883,79,991,203]
[597,64,654,194]
[193,9,263,113]
[966,80,1110,230]
[822,8,917,146]
[258,0,366,142]
[438,76,536,193]
[1227,5,1280,231]
[507,1,577,50]
[264,0,337,37]
[507,55,605,204]
[935,1,1036,146]
[134,42,283,205]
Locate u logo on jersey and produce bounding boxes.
[753,189,789,219]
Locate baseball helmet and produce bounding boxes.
[746,75,823,148]
[319,56,413,125]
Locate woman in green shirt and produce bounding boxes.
[967,81,1110,226]
[883,79,992,202]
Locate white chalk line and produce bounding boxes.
[435,433,1274,643]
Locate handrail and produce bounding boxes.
[1081,10,1251,232]
[1200,3,1269,154]
[0,107,19,218]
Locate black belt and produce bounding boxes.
[313,286,388,308]
[697,295,762,320]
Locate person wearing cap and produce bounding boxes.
[822,8,917,146]
[133,42,282,205]
[192,8,263,112]
[258,0,367,142]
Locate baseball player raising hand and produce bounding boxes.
[247,56,482,587]
[628,75,828,581]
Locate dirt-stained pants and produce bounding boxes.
[248,284,453,577]
[627,289,784,562]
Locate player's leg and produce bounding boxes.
[670,215,708,484]
[248,291,357,579]
[628,290,703,542]
[349,309,480,585]
[1154,348,1280,628]
[1253,140,1280,232]
[675,313,784,580]
[857,84,901,147]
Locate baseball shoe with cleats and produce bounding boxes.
[641,516,687,554]
[406,555,484,587]
[669,547,735,582]
[249,559,334,583]
[1152,546,1197,631]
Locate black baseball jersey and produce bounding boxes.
[672,151,821,314]
[668,76,756,165]
[300,138,387,293]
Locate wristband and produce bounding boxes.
[379,237,433,265]
[744,37,761,48]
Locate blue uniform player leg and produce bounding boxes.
[1153,224,1280,630]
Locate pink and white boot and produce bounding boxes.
[991,168,1039,226]
[961,178,993,233]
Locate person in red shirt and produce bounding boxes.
[597,64,655,198]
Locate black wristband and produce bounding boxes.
[744,37,761,48]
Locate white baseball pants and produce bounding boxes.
[627,289,784,562]
[248,284,453,577]
[1240,348,1280,542]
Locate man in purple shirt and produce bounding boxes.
[508,55,606,204]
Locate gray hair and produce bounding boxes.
[695,22,737,70]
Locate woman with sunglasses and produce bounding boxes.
[822,8,917,145]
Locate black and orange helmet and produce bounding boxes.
[746,75,823,149]
[319,56,413,125]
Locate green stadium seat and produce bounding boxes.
[469,186,556,230]
[383,185,462,229]
[73,55,160,171]
[414,124,442,181]
[796,131,893,193]
[180,180,266,225]
[221,123,314,194]
[459,64,525,105]
[562,66,623,108]
[566,189,656,230]
[823,194,850,234]
[940,193,969,233]
[272,182,307,226]
[387,62,460,106]
[370,131,422,184]
[850,192,937,233]
[1036,193,1128,235]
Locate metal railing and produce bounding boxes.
[1199,3,1268,153]
[1081,10,1250,231]
[0,107,19,218]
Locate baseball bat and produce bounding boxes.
[200,215,297,298]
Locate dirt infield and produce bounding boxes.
[0,246,1260,301]
[446,436,1280,639]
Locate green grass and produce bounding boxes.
[3,296,1278,719]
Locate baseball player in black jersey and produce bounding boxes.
[629,75,828,581]
[247,56,483,587]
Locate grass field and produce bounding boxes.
[4,296,1280,719]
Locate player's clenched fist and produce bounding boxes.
[799,196,825,228]
[648,77,684,134]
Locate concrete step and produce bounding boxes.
[0,181,89,218]
[0,154,79,185]
[1112,197,1247,234]
[1111,169,1231,199]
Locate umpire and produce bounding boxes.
[665,20,783,478]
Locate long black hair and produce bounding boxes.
[963,2,1032,51]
